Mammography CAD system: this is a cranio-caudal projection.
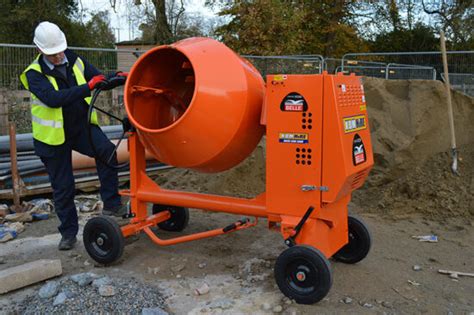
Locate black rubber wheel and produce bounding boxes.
[274,245,333,304]
[83,216,124,265]
[152,204,189,232]
[333,215,372,264]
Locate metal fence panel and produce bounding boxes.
[0,44,146,134]
[0,43,472,136]
[441,73,474,97]
[342,51,473,95]
[242,55,323,77]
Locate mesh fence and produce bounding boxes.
[441,73,474,97]
[0,45,143,134]
[342,51,473,94]
[242,55,323,77]
[0,43,472,135]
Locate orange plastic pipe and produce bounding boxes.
[71,139,154,170]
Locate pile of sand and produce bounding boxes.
[157,78,474,219]
[363,77,474,179]
[352,144,474,219]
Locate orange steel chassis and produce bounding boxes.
[120,132,264,245]
[119,73,373,259]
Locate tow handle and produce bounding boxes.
[223,218,250,233]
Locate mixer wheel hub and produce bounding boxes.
[333,214,372,264]
[83,216,124,265]
[274,245,332,304]
[152,204,189,232]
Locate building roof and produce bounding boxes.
[116,40,156,46]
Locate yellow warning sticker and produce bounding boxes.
[360,105,367,111]
[279,132,309,144]
[273,75,287,82]
[343,115,366,133]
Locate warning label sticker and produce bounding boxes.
[352,134,366,165]
[279,133,309,144]
[273,74,287,82]
[343,115,366,133]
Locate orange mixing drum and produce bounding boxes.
[124,37,265,172]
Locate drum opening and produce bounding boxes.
[126,48,195,131]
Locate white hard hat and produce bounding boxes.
[33,21,67,55]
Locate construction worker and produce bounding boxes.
[20,21,127,250]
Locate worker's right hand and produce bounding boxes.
[88,74,108,90]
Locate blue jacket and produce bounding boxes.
[24,49,101,156]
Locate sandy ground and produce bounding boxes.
[1,201,473,314]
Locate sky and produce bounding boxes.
[79,0,218,42]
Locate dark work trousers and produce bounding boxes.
[39,126,121,238]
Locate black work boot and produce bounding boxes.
[102,204,128,217]
[58,236,77,251]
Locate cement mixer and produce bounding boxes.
[83,37,374,304]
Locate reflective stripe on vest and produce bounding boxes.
[20,54,99,145]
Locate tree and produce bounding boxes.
[369,23,439,52]
[83,11,116,48]
[352,0,427,40]
[113,0,206,44]
[212,1,366,56]
[0,1,115,48]
[422,0,474,50]
[300,2,367,57]
[0,0,80,44]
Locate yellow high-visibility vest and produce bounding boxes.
[20,55,99,145]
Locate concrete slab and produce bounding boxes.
[0,259,62,294]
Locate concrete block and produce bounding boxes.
[0,259,62,294]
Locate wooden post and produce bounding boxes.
[9,122,21,209]
[0,90,9,135]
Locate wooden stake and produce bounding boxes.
[9,122,21,209]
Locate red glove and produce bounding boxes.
[88,74,107,90]
[116,71,128,77]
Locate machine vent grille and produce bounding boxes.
[337,84,365,108]
[295,147,312,166]
[301,112,313,130]
[351,169,368,188]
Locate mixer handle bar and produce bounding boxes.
[223,218,250,233]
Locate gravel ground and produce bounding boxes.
[10,274,167,314]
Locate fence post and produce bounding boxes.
[9,122,21,208]
[0,90,9,135]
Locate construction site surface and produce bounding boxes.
[1,73,473,314]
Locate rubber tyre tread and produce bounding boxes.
[83,216,125,265]
[152,204,189,232]
[274,245,333,304]
[333,214,372,264]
